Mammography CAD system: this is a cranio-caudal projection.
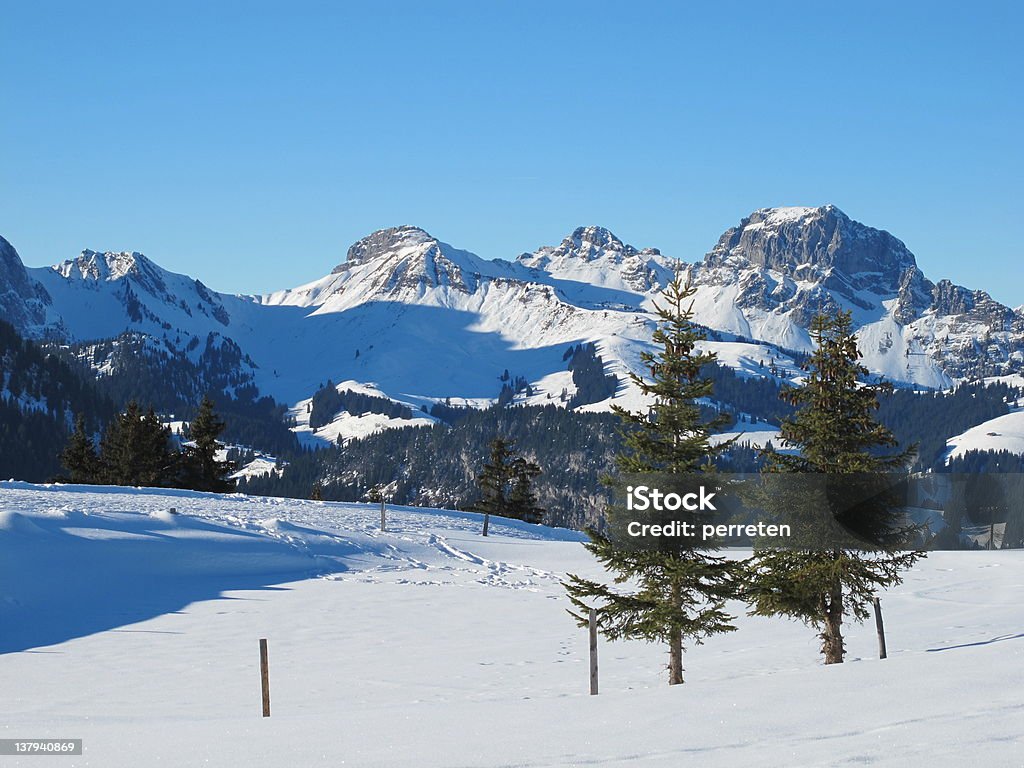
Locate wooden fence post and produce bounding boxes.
[589,608,599,695]
[482,513,490,537]
[873,597,887,660]
[259,638,271,717]
[380,498,386,532]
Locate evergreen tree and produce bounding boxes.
[60,415,100,483]
[507,457,545,524]
[563,276,739,685]
[179,396,236,493]
[471,437,516,536]
[745,311,925,664]
[99,402,175,487]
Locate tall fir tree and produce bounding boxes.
[563,275,739,685]
[179,396,236,493]
[745,311,925,664]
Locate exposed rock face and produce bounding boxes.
[692,205,1024,383]
[700,205,923,315]
[333,226,435,272]
[0,236,53,336]
[518,225,671,295]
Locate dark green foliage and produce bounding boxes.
[177,396,236,492]
[429,400,473,425]
[566,343,617,408]
[97,402,176,487]
[508,457,544,524]
[59,331,299,456]
[471,437,516,524]
[309,382,344,429]
[945,449,1024,473]
[240,403,621,530]
[470,437,546,528]
[497,374,532,407]
[60,415,100,483]
[564,277,740,685]
[309,381,414,430]
[877,382,1019,469]
[746,311,926,664]
[59,396,237,493]
[0,319,115,481]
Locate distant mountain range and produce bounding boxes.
[3,205,1023,447]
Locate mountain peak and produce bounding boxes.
[705,204,917,280]
[56,249,154,282]
[565,226,625,252]
[334,226,435,272]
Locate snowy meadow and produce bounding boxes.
[1,482,1022,767]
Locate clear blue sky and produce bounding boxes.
[3,1,1022,304]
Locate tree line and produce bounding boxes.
[60,396,236,492]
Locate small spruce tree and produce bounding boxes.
[563,275,739,685]
[179,396,236,493]
[61,415,100,483]
[471,437,517,536]
[507,457,545,524]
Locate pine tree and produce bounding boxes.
[179,396,236,493]
[745,311,925,664]
[61,415,100,483]
[564,275,739,685]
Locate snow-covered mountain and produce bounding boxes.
[687,205,1024,389]
[3,206,1023,445]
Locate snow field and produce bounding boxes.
[1,483,1022,767]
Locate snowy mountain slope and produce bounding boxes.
[3,206,1024,449]
[287,379,437,448]
[688,205,1024,388]
[1,483,1021,767]
[945,407,1024,461]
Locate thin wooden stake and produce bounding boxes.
[482,513,490,537]
[259,638,271,717]
[873,597,887,660]
[380,498,386,532]
[589,608,599,695]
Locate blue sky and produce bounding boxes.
[2,2,1022,304]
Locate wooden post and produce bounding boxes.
[482,513,490,537]
[589,608,598,695]
[873,597,887,660]
[259,638,271,717]
[380,498,386,532]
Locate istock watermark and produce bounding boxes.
[601,472,998,552]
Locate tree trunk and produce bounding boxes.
[668,579,684,684]
[821,579,845,664]
[668,627,684,684]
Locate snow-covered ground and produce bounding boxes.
[945,408,1024,462]
[1,483,1021,767]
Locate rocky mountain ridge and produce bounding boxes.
[2,207,1023,432]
